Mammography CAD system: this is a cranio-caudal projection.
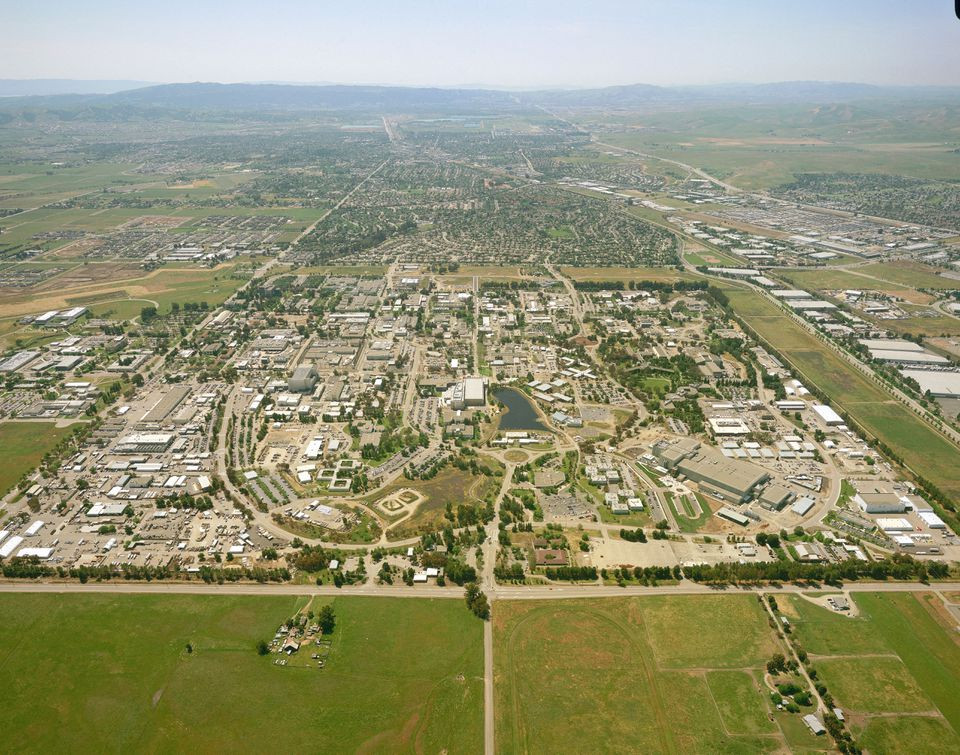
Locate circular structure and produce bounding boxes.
[503,449,529,463]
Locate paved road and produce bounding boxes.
[3,579,957,599]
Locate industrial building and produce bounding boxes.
[900,369,960,398]
[141,386,191,423]
[443,376,486,410]
[859,338,949,366]
[288,365,318,393]
[653,438,770,502]
[811,403,844,426]
[115,433,175,454]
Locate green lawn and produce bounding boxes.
[666,492,713,533]
[495,596,795,753]
[0,594,483,753]
[0,421,76,496]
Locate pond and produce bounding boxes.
[494,387,548,432]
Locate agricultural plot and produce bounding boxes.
[494,595,823,754]
[786,592,960,753]
[0,594,483,753]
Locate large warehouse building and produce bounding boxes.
[653,438,770,503]
[444,377,486,410]
[900,369,960,399]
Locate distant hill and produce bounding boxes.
[100,82,517,111]
[1,80,957,114]
[0,79,157,96]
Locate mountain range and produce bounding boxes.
[2,79,958,112]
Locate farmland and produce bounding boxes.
[0,594,484,753]
[494,595,825,754]
[786,592,960,753]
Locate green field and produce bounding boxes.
[724,286,960,504]
[0,594,483,753]
[0,421,76,496]
[780,268,922,301]
[786,592,960,752]
[494,595,825,754]
[860,261,957,291]
[560,266,697,283]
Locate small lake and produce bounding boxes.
[495,387,548,432]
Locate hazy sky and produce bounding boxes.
[3,0,959,88]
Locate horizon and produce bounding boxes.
[5,77,960,95]
[3,0,960,88]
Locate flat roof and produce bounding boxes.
[900,369,960,398]
[811,404,843,424]
[677,450,769,496]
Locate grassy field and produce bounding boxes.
[785,592,960,753]
[0,594,483,753]
[780,268,925,302]
[0,264,250,319]
[0,421,76,496]
[860,261,957,290]
[494,595,825,754]
[883,315,960,338]
[724,286,960,503]
[560,266,697,283]
[601,109,960,189]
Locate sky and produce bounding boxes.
[2,0,960,88]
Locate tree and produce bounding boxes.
[256,640,270,656]
[317,604,336,634]
[465,582,490,620]
[766,652,787,675]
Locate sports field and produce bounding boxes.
[784,592,960,754]
[724,286,960,504]
[0,594,484,753]
[494,595,827,754]
[0,420,76,496]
